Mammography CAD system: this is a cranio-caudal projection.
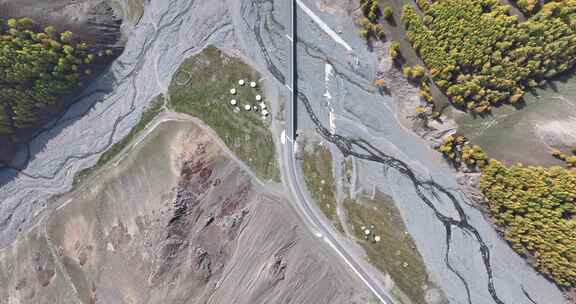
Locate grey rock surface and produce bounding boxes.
[0,0,129,46]
[0,0,569,303]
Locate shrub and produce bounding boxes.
[383,6,394,20]
[437,135,487,169]
[373,24,387,40]
[359,0,387,41]
[419,82,434,103]
[389,41,401,60]
[514,0,539,14]
[416,0,431,11]
[402,64,427,82]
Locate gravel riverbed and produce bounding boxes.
[0,0,568,303]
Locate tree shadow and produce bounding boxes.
[392,55,407,69]
[0,4,124,187]
[0,67,120,187]
[540,67,576,93]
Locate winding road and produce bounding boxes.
[282,0,394,302]
[0,1,570,303]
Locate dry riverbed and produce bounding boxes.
[299,136,447,304]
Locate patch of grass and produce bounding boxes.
[73,96,163,186]
[301,143,344,233]
[344,193,445,304]
[168,46,279,182]
[97,96,163,167]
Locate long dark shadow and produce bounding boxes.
[292,0,298,140]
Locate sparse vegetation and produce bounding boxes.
[418,81,433,105]
[480,160,576,286]
[358,18,386,41]
[415,0,431,11]
[97,97,164,167]
[168,46,279,182]
[511,0,540,15]
[437,135,488,170]
[73,96,164,186]
[402,64,426,83]
[399,64,443,121]
[382,6,394,21]
[402,0,576,114]
[551,148,576,167]
[0,17,112,138]
[344,195,444,304]
[358,0,386,41]
[301,143,344,232]
[388,41,401,61]
[362,0,381,22]
[413,80,443,121]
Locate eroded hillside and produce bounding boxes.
[0,119,372,304]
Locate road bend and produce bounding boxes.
[282,0,395,303]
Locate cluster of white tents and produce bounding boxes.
[229,80,269,119]
[360,224,381,243]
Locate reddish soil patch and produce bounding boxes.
[219,184,251,218]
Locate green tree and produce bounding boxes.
[401,0,576,114]
[389,41,401,60]
[481,160,576,286]
[383,6,394,21]
[0,17,102,138]
[6,18,17,28]
[60,31,73,43]
[44,26,56,37]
